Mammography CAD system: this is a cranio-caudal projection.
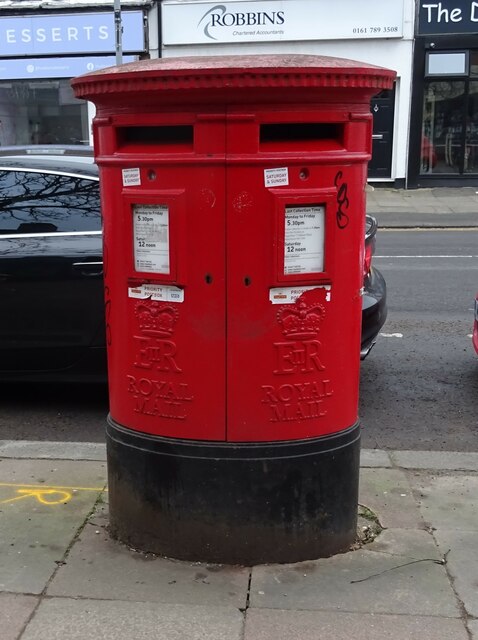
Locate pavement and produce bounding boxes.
[0,442,477,640]
[366,184,478,227]
[1,186,478,639]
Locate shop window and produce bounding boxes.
[421,81,465,174]
[465,82,478,173]
[426,52,468,76]
[0,80,89,147]
[420,49,478,175]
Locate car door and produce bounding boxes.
[0,166,104,374]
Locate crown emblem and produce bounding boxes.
[277,301,325,339]
[135,302,179,337]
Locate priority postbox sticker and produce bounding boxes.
[128,283,184,303]
[122,167,141,187]
[264,167,289,187]
[269,285,331,304]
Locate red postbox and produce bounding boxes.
[72,55,395,564]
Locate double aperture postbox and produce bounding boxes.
[72,55,395,564]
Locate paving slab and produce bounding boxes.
[410,473,478,531]
[48,507,250,608]
[374,201,412,209]
[392,450,478,471]
[359,468,423,529]
[0,593,39,640]
[0,440,106,461]
[244,609,469,640]
[249,529,459,617]
[360,448,392,468]
[468,619,478,639]
[0,459,106,594]
[433,529,478,618]
[21,598,244,640]
[370,210,478,227]
[0,457,107,486]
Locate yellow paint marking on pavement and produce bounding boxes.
[2,489,73,505]
[0,482,107,507]
[0,482,106,491]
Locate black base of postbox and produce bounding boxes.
[105,418,361,565]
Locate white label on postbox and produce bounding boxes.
[284,205,325,275]
[269,285,331,304]
[133,204,170,274]
[122,167,141,187]
[264,167,289,187]
[128,283,184,303]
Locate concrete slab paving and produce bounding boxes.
[409,206,453,213]
[359,468,423,530]
[373,200,412,208]
[244,609,469,640]
[1,444,476,639]
[249,529,459,617]
[21,598,244,640]
[376,212,478,227]
[391,450,478,471]
[433,529,478,618]
[0,457,107,487]
[436,206,478,213]
[410,473,478,531]
[0,593,39,640]
[360,449,392,468]
[468,619,478,639]
[48,507,250,608]
[0,459,106,594]
[366,187,478,216]
[0,441,106,461]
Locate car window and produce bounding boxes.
[0,169,100,234]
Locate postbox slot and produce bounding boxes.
[117,125,194,152]
[260,123,344,151]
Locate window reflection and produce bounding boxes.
[0,80,88,146]
[470,52,478,76]
[465,81,478,173]
[0,170,101,233]
[421,81,465,174]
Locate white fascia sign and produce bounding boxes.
[0,11,144,57]
[162,0,404,45]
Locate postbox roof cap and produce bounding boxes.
[72,54,396,102]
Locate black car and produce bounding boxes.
[361,214,387,358]
[0,148,105,382]
[0,147,386,381]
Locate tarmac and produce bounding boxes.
[1,186,478,639]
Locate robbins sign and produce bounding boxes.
[162,0,404,45]
[419,1,478,33]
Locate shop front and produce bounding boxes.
[160,0,414,186]
[0,8,147,147]
[409,0,478,186]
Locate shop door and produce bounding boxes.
[420,77,478,176]
[369,87,395,178]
